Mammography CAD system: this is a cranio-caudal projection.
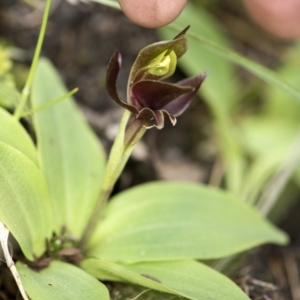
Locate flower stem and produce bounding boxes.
[14,0,52,120]
[79,110,146,249]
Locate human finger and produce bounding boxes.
[243,0,300,40]
[118,0,188,28]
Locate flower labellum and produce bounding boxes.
[106,26,207,143]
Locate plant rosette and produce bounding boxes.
[0,27,288,300]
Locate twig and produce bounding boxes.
[249,278,277,290]
[283,249,300,300]
[130,289,150,300]
[0,222,30,300]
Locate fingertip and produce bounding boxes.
[118,0,187,28]
[243,0,300,40]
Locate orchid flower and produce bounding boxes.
[106,26,207,131]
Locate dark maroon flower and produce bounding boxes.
[106,26,207,129]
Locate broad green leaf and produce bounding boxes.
[87,182,287,263]
[82,259,249,300]
[0,107,37,164]
[159,4,238,114]
[0,142,53,260]
[17,260,109,300]
[31,59,106,237]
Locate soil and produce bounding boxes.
[0,0,299,299]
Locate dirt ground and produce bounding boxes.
[0,0,299,299]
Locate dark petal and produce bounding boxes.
[162,110,177,126]
[153,110,165,129]
[106,51,138,114]
[163,72,208,117]
[129,35,187,84]
[137,108,165,129]
[136,107,156,128]
[131,80,193,111]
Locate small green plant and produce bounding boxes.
[0,1,292,300]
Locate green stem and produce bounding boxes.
[14,0,52,120]
[79,110,146,248]
[21,88,78,117]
